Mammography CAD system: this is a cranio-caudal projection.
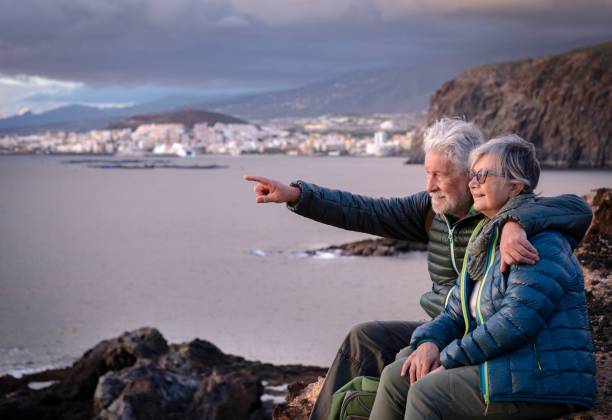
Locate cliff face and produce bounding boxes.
[425,43,612,168]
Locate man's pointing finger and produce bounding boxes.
[244,175,271,184]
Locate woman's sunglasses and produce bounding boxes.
[468,168,503,185]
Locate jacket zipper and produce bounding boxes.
[443,216,460,276]
[475,225,499,414]
[459,221,485,336]
[444,209,482,278]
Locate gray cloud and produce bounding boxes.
[0,0,610,89]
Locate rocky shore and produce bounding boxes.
[1,189,609,420]
[0,328,326,420]
[310,237,427,257]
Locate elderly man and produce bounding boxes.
[244,118,592,420]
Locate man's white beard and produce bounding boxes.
[430,190,472,216]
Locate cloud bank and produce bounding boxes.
[0,0,610,115]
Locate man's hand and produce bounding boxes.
[400,342,441,384]
[430,365,445,374]
[243,175,301,204]
[500,221,539,272]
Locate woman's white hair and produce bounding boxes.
[423,117,485,173]
[469,134,541,194]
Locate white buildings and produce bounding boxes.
[152,142,195,157]
[366,130,397,156]
[0,114,421,157]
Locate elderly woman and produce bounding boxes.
[370,135,596,419]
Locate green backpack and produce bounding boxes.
[327,376,380,420]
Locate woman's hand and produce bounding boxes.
[401,342,441,384]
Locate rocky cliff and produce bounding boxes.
[424,43,612,168]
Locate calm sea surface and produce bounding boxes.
[0,155,609,375]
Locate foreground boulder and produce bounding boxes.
[190,369,262,420]
[272,378,324,420]
[0,328,325,420]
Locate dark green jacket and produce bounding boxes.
[288,181,592,318]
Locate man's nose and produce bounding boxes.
[426,175,438,192]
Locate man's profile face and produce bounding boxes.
[424,152,472,217]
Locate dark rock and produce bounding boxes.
[173,339,230,370]
[59,327,168,400]
[0,328,326,420]
[189,369,262,420]
[313,237,427,257]
[95,360,199,420]
[0,328,170,420]
[272,377,323,420]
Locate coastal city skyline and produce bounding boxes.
[0,113,422,157]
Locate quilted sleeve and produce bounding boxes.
[287,180,431,243]
[410,280,465,351]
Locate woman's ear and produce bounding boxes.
[510,183,525,197]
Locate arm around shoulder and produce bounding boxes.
[504,194,592,244]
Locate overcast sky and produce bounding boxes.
[1,0,611,117]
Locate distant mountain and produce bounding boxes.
[0,105,124,134]
[110,109,248,130]
[204,64,469,120]
[422,42,612,168]
[0,96,210,135]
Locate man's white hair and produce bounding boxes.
[423,118,485,172]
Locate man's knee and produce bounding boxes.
[395,346,413,360]
[341,321,386,356]
[407,376,429,405]
[405,370,448,418]
[345,321,381,342]
[379,358,409,394]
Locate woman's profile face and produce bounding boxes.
[468,154,517,218]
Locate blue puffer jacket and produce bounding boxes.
[410,225,597,409]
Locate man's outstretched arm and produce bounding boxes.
[244,175,432,243]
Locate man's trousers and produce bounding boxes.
[309,320,422,420]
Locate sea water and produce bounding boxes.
[0,155,609,375]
